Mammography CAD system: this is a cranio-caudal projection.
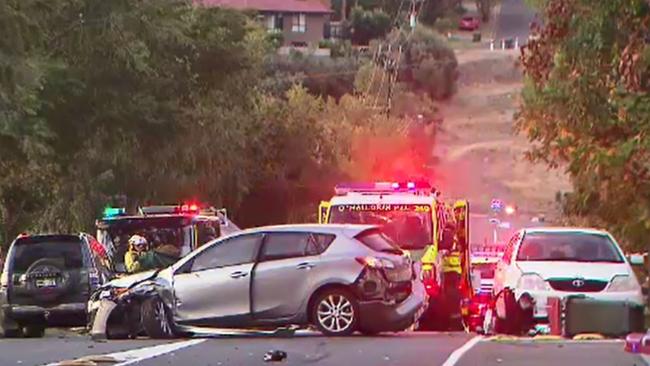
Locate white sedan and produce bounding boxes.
[493,227,644,320]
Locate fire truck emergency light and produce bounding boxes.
[103,207,125,218]
[335,181,433,195]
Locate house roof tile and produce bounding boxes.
[197,0,332,13]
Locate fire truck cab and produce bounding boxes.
[318,182,471,330]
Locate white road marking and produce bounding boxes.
[111,339,205,366]
[441,335,483,366]
[45,339,205,366]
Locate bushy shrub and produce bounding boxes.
[434,18,455,33]
[360,27,458,100]
[263,55,363,99]
[267,31,284,48]
[349,7,392,45]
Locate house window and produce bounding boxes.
[266,14,283,32]
[291,13,306,33]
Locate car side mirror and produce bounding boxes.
[629,254,644,266]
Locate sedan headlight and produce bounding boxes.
[517,273,549,291]
[607,275,641,292]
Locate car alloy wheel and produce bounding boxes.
[154,300,173,336]
[142,297,175,339]
[317,294,355,334]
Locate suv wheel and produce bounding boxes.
[141,297,176,339]
[3,328,20,338]
[23,324,45,338]
[311,289,358,336]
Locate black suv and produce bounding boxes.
[0,234,111,337]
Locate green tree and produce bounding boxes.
[349,7,392,45]
[475,0,493,22]
[518,0,650,250]
[0,0,270,242]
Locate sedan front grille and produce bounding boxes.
[548,279,608,292]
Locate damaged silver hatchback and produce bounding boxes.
[88,224,427,338]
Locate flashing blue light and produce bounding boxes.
[103,207,125,218]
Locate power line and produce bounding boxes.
[381,0,426,117]
[362,0,407,103]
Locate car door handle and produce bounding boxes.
[230,271,248,279]
[296,262,315,270]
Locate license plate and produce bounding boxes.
[36,278,57,288]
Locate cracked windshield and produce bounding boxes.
[2,0,650,365]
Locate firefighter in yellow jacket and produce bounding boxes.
[124,235,150,273]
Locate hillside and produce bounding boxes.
[433,48,571,220]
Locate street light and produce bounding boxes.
[505,205,516,215]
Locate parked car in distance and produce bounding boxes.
[0,233,111,337]
[89,224,427,339]
[491,227,644,329]
[459,15,480,31]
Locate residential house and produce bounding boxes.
[198,0,332,48]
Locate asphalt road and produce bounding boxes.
[2,330,648,366]
[495,0,537,44]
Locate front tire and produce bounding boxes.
[141,297,176,339]
[311,289,359,336]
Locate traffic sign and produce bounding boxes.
[490,199,504,212]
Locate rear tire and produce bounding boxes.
[3,328,20,338]
[311,288,359,336]
[141,297,176,339]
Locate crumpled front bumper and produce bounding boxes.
[88,299,118,340]
[358,280,427,333]
[514,288,645,319]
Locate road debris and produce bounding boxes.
[263,350,287,362]
[56,355,117,366]
[573,333,605,341]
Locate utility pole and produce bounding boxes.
[385,45,401,118]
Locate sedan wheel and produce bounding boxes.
[141,297,176,339]
[312,289,358,336]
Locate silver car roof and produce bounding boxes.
[234,224,376,238]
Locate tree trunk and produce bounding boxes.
[476,0,492,23]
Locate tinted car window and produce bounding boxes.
[191,234,261,272]
[261,233,315,261]
[313,233,336,253]
[516,232,623,263]
[13,241,83,272]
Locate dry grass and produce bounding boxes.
[434,49,571,217]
